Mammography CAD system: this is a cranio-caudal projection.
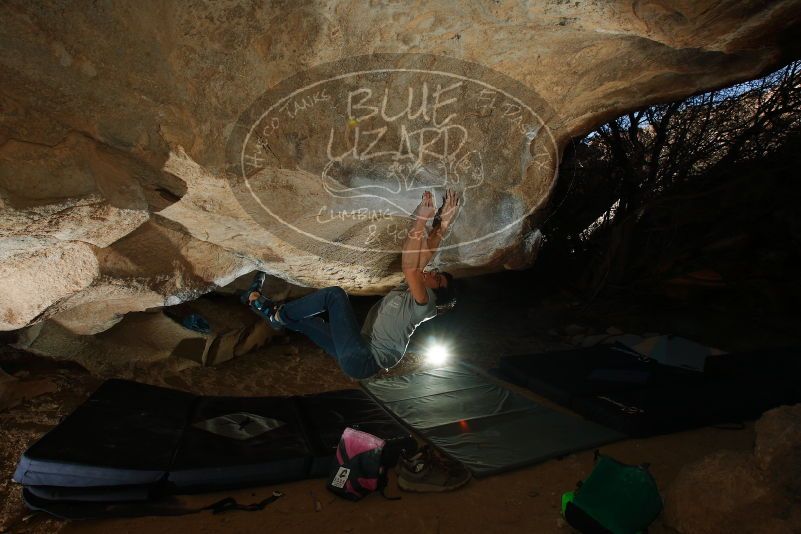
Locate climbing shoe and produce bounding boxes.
[249,297,285,332]
[240,271,267,305]
[396,445,471,492]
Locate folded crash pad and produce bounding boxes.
[362,365,624,477]
[14,379,195,489]
[13,379,414,515]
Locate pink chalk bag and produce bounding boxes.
[326,427,398,501]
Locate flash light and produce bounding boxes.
[426,342,450,366]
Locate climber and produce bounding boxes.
[242,189,460,379]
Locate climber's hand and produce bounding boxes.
[411,190,436,225]
[436,189,460,230]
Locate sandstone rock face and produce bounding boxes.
[15,290,282,374]
[0,368,56,413]
[2,1,801,332]
[664,405,801,534]
[663,450,798,534]
[754,404,801,496]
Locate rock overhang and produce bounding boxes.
[1,0,800,332]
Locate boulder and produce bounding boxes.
[0,368,57,413]
[1,1,800,332]
[663,450,797,534]
[15,295,278,373]
[754,404,801,496]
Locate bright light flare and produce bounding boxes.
[426,342,450,366]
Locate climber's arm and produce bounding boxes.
[418,189,460,267]
[402,191,435,304]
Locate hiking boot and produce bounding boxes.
[396,446,471,492]
[240,271,267,305]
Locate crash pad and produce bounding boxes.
[13,379,414,516]
[363,365,624,477]
[500,346,801,437]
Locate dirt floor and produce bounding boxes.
[2,274,794,534]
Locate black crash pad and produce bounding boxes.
[14,379,415,501]
[500,346,801,437]
[14,380,195,488]
[499,344,703,406]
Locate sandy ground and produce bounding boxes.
[1,275,786,534]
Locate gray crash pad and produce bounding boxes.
[363,365,624,477]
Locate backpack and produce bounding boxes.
[562,452,663,534]
[326,427,395,501]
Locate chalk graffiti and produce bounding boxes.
[227,54,559,255]
[316,206,393,224]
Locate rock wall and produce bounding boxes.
[664,404,801,534]
[2,1,801,332]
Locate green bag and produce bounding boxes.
[561,453,663,534]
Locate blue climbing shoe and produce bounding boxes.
[240,271,267,305]
[250,298,285,332]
